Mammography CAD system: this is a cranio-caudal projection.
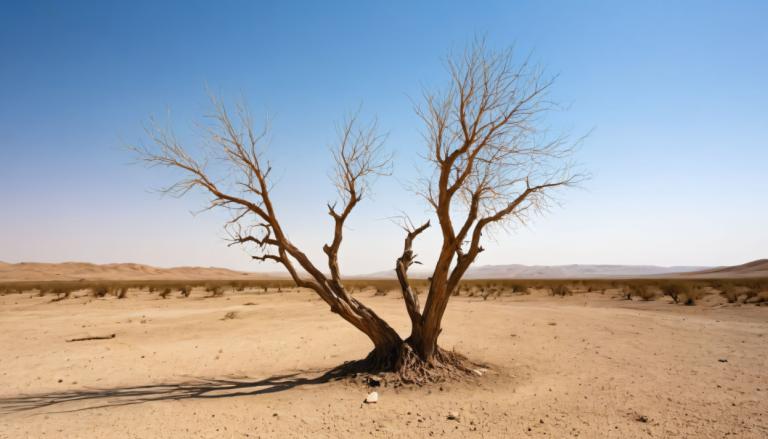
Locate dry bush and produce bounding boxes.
[159,288,172,299]
[720,285,741,303]
[222,311,239,320]
[117,287,129,299]
[205,285,224,297]
[683,287,706,305]
[481,288,495,300]
[91,286,110,298]
[752,291,768,304]
[509,283,528,294]
[742,288,759,303]
[662,283,691,304]
[615,285,632,300]
[180,285,192,298]
[630,284,657,301]
[374,286,389,296]
[551,284,572,297]
[50,288,72,302]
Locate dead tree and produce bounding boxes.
[136,42,581,383]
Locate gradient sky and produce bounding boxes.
[1,1,766,274]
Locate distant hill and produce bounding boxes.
[3,259,762,283]
[362,263,711,279]
[0,262,272,282]
[680,259,768,278]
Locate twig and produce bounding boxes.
[66,334,116,343]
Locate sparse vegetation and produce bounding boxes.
[662,283,691,304]
[205,285,224,297]
[630,284,656,301]
[552,284,572,297]
[91,286,110,298]
[1,277,765,311]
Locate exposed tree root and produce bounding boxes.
[329,341,485,387]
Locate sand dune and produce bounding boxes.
[682,259,768,278]
[0,261,271,282]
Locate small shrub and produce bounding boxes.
[720,286,741,303]
[159,288,172,299]
[752,291,768,304]
[374,286,388,296]
[205,285,224,297]
[50,288,72,302]
[222,311,239,320]
[551,284,572,297]
[737,288,762,303]
[180,285,192,298]
[617,285,632,300]
[682,286,704,305]
[117,287,129,299]
[92,286,110,298]
[510,283,528,294]
[662,283,691,304]
[630,284,656,301]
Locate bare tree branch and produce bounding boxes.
[134,95,403,354]
[395,219,430,333]
[410,39,585,359]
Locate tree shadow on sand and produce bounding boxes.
[0,363,359,415]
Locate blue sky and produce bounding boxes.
[1,1,766,274]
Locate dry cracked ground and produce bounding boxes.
[0,288,766,438]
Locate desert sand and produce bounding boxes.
[1,287,766,438]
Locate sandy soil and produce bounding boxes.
[0,289,766,438]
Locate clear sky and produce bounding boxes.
[1,1,766,274]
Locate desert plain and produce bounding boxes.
[1,280,766,438]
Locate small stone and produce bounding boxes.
[447,411,460,421]
[636,415,649,423]
[718,358,728,363]
[365,391,379,404]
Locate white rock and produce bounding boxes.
[365,391,379,404]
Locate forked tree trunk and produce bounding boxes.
[392,221,458,365]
